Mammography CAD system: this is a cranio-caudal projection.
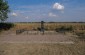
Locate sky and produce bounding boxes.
[6,0,85,22]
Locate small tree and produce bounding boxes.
[0,0,10,21]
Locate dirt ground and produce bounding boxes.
[0,43,85,55]
[0,30,85,55]
[0,30,74,43]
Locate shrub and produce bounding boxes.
[75,31,85,39]
[0,23,14,31]
[55,26,73,32]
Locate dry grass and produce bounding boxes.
[0,23,85,55]
[13,23,85,40]
[13,23,85,31]
[0,42,85,55]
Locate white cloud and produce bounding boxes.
[53,3,64,10]
[11,12,18,16]
[48,12,57,17]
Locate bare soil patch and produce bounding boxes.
[0,30,73,43]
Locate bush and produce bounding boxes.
[55,26,73,32]
[0,23,14,31]
[75,31,85,39]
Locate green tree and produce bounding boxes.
[0,0,10,21]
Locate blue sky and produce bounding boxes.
[6,0,85,22]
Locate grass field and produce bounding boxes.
[0,22,85,40]
[0,22,85,55]
[0,42,85,55]
[13,22,85,40]
[14,22,85,31]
